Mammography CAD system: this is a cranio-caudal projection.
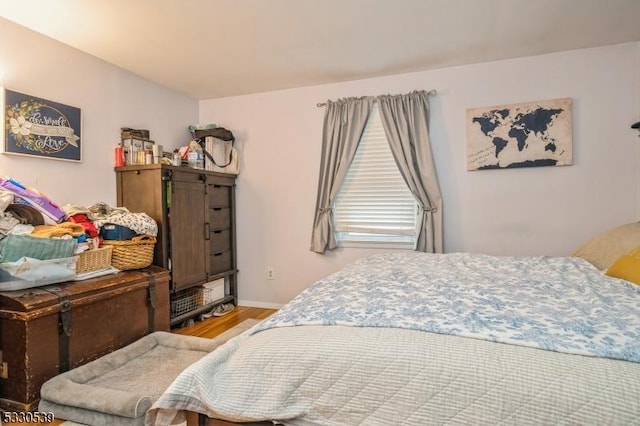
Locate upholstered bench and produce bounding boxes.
[38,331,223,426]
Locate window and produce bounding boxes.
[333,104,418,248]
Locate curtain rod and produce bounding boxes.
[316,89,437,107]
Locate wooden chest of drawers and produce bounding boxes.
[115,165,237,326]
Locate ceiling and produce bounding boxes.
[1,0,640,100]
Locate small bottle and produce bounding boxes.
[145,149,153,165]
[115,144,124,167]
[196,152,204,169]
[188,151,198,168]
[131,146,139,165]
[172,150,181,166]
[152,144,163,164]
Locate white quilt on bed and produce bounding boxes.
[147,252,640,425]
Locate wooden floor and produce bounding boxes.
[13,306,277,426]
[173,305,277,338]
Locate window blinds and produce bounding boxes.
[333,104,417,244]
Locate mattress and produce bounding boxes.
[147,252,640,425]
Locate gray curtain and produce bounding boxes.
[310,98,372,253]
[377,90,443,253]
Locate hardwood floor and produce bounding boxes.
[173,305,277,338]
[13,306,277,426]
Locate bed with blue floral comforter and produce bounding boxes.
[254,251,640,362]
[148,252,640,425]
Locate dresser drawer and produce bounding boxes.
[210,251,232,275]
[208,185,230,208]
[209,207,231,229]
[209,229,231,253]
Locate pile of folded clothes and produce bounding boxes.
[0,176,157,290]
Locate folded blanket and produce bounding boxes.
[0,234,77,262]
[31,222,86,238]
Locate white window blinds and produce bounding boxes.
[333,104,417,245]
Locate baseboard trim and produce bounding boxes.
[238,299,284,310]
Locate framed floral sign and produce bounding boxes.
[3,88,82,162]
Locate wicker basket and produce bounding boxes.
[101,235,156,270]
[75,246,113,274]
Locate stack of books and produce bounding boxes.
[203,136,233,172]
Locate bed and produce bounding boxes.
[146,227,640,425]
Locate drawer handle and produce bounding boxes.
[213,207,222,211]
[213,252,224,257]
[213,184,222,188]
[213,230,222,234]
[204,223,210,240]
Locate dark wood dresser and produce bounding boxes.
[0,266,169,411]
[115,164,237,326]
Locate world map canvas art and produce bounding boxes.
[466,98,572,171]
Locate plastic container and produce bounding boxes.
[188,151,203,169]
[0,256,78,291]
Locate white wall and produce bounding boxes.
[0,18,198,207]
[200,42,640,308]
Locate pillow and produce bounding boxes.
[572,222,640,270]
[605,246,640,285]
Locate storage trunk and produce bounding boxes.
[0,266,170,411]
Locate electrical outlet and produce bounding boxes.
[267,267,275,280]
